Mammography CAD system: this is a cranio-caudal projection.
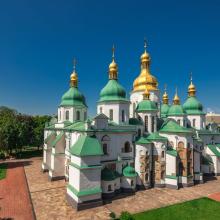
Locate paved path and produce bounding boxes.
[0,161,35,220]
[24,158,220,220]
[209,192,220,202]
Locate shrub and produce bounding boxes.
[109,211,116,219]
[119,211,134,220]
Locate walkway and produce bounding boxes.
[24,158,220,220]
[0,161,35,220]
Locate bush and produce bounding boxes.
[109,212,116,219]
[119,211,134,220]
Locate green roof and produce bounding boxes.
[198,129,220,135]
[67,184,102,197]
[44,131,56,144]
[161,104,170,118]
[207,144,220,157]
[101,167,120,181]
[98,79,129,103]
[147,132,167,141]
[123,166,137,178]
[136,100,158,112]
[69,135,103,156]
[159,119,192,134]
[136,137,152,144]
[129,118,143,125]
[167,104,185,116]
[70,162,102,170]
[166,147,178,157]
[51,131,64,147]
[183,96,205,115]
[60,87,87,107]
[65,121,86,131]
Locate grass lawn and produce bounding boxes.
[133,197,220,220]
[0,163,7,180]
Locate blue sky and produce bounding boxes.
[0,0,220,116]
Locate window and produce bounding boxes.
[103,143,108,155]
[59,110,61,121]
[108,185,112,191]
[109,109,113,121]
[193,119,196,127]
[144,115,148,132]
[65,111,69,121]
[161,151,165,158]
[124,142,131,153]
[131,180,134,187]
[100,107,102,113]
[138,129,141,137]
[121,110,125,122]
[177,119,180,125]
[187,162,191,175]
[161,170,165,180]
[151,116,155,132]
[76,111,80,120]
[145,173,148,182]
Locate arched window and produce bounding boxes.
[108,185,112,191]
[144,115,148,132]
[76,111,80,121]
[138,129,141,137]
[102,143,108,155]
[100,107,102,113]
[193,119,196,127]
[161,170,165,180]
[65,111,69,121]
[121,110,125,122]
[177,119,181,125]
[161,151,165,158]
[124,142,131,153]
[145,173,148,182]
[151,116,155,132]
[131,180,134,186]
[109,109,113,121]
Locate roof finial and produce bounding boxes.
[164,83,167,92]
[144,37,147,52]
[173,86,180,105]
[188,71,196,97]
[112,44,115,61]
[162,84,169,104]
[73,58,76,73]
[190,72,193,84]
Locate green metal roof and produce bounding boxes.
[167,104,186,116]
[70,135,103,156]
[123,166,137,178]
[129,118,143,125]
[183,96,205,115]
[101,167,120,181]
[166,147,178,157]
[136,100,158,112]
[98,79,129,103]
[51,131,64,147]
[67,184,102,197]
[159,119,192,134]
[207,144,220,157]
[65,121,86,131]
[60,87,87,107]
[136,136,152,144]
[147,132,167,141]
[161,104,170,118]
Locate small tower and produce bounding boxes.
[161,84,170,118]
[58,59,87,124]
[183,73,206,129]
[136,88,158,134]
[97,45,130,124]
[130,39,160,118]
[167,88,186,126]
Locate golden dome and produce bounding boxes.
[109,45,118,80]
[133,40,158,92]
[188,73,196,97]
[70,59,78,87]
[173,88,180,105]
[162,85,169,104]
[143,88,150,100]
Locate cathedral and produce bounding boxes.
[42,42,220,210]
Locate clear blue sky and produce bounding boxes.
[0,0,220,116]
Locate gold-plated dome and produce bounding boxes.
[109,45,118,80]
[162,84,169,104]
[143,88,150,100]
[133,40,158,92]
[188,73,196,97]
[173,88,180,105]
[70,59,78,88]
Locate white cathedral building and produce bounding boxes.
[42,43,220,210]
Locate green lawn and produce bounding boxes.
[0,163,7,180]
[133,198,220,220]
